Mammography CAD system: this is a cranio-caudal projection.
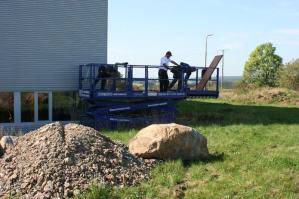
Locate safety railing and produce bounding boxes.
[79,63,219,99]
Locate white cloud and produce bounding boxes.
[221,42,244,51]
[278,29,299,35]
[275,29,299,46]
[278,40,299,46]
[275,0,294,7]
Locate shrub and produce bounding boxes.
[278,59,299,90]
[243,43,282,87]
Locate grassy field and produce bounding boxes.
[80,98,299,199]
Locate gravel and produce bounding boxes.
[0,122,155,198]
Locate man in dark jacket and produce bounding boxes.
[169,62,196,90]
[95,64,119,90]
[169,65,183,91]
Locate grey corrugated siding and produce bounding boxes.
[0,0,108,91]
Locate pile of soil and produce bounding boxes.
[221,87,299,105]
[0,122,155,198]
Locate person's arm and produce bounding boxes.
[171,60,180,66]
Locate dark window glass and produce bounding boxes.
[38,93,49,121]
[53,92,79,121]
[0,92,14,123]
[21,92,34,122]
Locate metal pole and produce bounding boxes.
[205,36,208,68]
[222,50,224,90]
[216,68,219,93]
[217,49,228,91]
[204,34,213,67]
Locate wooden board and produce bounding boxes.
[196,55,223,90]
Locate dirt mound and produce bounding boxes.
[0,122,155,198]
[221,87,299,105]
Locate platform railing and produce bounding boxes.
[79,64,219,98]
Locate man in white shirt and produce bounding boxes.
[159,51,179,92]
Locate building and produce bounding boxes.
[0,0,108,132]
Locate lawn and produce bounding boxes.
[80,98,299,199]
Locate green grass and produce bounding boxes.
[80,98,299,199]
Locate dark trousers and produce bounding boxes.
[159,69,169,92]
[95,72,107,90]
[169,72,183,91]
[95,79,107,90]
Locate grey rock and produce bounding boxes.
[43,181,53,192]
[73,189,80,196]
[1,136,17,150]
[4,155,12,162]
[64,157,75,166]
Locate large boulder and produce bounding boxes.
[129,123,209,160]
[0,136,17,150]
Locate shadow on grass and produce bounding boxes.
[182,152,225,167]
[177,100,299,126]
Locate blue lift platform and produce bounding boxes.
[79,55,223,129]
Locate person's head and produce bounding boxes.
[165,51,172,59]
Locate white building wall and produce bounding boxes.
[0,0,108,91]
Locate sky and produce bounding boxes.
[108,0,299,76]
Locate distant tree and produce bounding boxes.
[279,59,299,90]
[243,43,282,87]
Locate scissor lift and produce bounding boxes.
[79,55,222,129]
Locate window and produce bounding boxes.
[38,93,49,121]
[21,92,34,122]
[53,92,80,121]
[0,92,14,123]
